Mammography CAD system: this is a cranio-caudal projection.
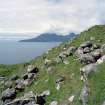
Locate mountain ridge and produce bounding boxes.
[20,33,76,42]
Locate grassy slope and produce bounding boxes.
[0,25,105,105]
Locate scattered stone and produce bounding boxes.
[1,88,16,103]
[41,90,50,96]
[50,101,58,105]
[5,91,36,105]
[79,84,89,105]
[56,76,65,83]
[63,60,69,65]
[68,95,75,103]
[56,83,60,90]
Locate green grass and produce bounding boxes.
[1,25,105,104]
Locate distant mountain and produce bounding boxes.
[20,33,76,42]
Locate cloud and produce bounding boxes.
[0,0,104,36]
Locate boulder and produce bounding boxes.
[36,95,46,105]
[80,41,92,49]
[66,46,77,56]
[59,51,68,62]
[80,63,97,79]
[1,88,16,103]
[23,73,35,80]
[5,91,37,105]
[75,47,84,57]
[79,54,96,64]
[27,65,39,74]
[15,79,25,91]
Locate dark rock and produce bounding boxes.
[36,95,46,105]
[27,65,39,74]
[5,91,36,105]
[80,41,92,49]
[1,88,16,102]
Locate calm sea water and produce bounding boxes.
[0,41,60,65]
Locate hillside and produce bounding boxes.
[20,33,76,42]
[0,25,105,105]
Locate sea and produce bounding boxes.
[0,41,60,65]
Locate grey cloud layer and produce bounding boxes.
[0,0,104,35]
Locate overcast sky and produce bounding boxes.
[0,0,105,37]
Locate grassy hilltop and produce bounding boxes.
[0,25,105,105]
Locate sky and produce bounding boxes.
[0,0,105,38]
